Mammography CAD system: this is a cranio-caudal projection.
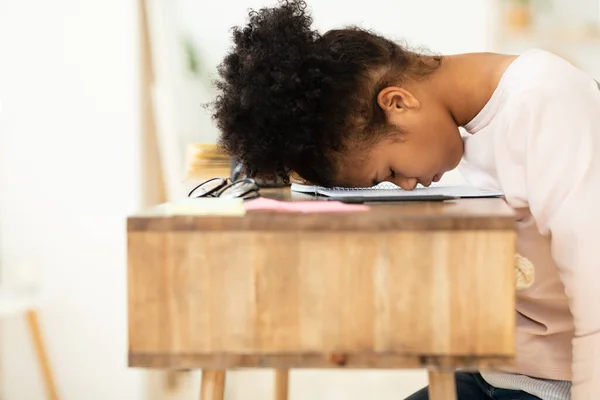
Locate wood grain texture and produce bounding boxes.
[129,353,513,370]
[273,370,289,400]
[128,229,516,368]
[428,371,457,400]
[199,370,225,400]
[127,190,515,232]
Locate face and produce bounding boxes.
[337,85,464,190]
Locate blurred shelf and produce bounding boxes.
[497,26,600,45]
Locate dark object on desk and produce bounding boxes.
[329,194,458,204]
[230,157,289,188]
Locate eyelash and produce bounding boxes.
[390,168,396,178]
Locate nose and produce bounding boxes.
[396,177,418,191]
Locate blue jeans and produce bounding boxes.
[405,373,541,400]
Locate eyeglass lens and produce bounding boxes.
[188,178,227,198]
[219,179,259,199]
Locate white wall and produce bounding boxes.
[0,1,146,399]
[0,1,490,399]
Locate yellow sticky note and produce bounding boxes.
[161,198,246,216]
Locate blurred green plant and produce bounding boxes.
[502,0,552,8]
[183,37,201,76]
[502,0,553,15]
[182,35,215,93]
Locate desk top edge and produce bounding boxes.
[127,190,516,232]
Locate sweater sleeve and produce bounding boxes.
[508,85,600,399]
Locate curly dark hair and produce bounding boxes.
[212,0,441,186]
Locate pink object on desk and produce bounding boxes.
[244,197,369,213]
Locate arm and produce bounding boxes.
[510,86,600,399]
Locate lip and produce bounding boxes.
[433,173,442,182]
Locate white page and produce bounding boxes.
[291,182,503,198]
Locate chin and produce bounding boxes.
[435,156,461,182]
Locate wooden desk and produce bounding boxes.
[127,189,516,400]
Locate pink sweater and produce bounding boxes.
[458,49,600,399]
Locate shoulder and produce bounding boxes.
[500,49,598,109]
[493,50,600,169]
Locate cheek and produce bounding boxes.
[395,136,447,177]
[417,116,459,161]
[392,143,437,177]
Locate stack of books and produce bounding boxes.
[186,143,231,183]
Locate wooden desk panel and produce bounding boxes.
[128,191,516,373]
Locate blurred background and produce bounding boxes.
[0,0,598,399]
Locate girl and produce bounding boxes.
[211,1,600,399]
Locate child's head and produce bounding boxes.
[212,0,463,189]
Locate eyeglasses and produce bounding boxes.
[188,177,260,200]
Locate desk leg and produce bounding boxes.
[427,371,456,400]
[200,370,225,400]
[274,369,289,400]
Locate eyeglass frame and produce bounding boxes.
[187,177,260,200]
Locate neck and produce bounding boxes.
[430,53,517,127]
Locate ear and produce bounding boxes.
[376,86,420,114]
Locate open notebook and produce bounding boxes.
[291,181,503,202]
